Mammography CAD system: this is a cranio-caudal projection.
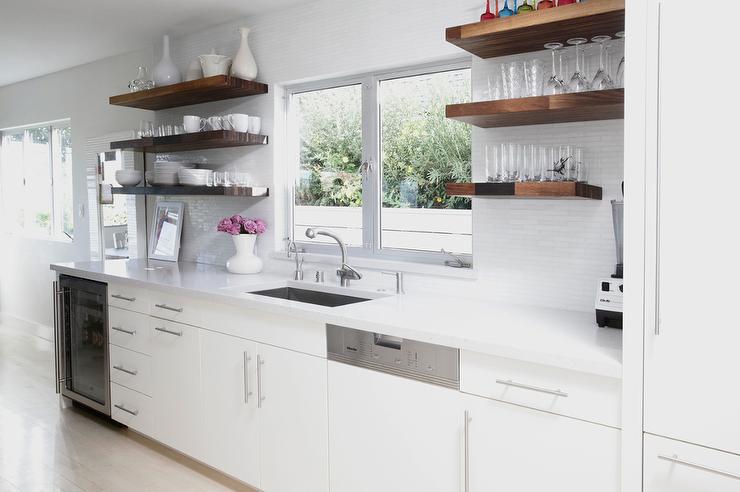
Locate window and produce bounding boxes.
[289,63,472,262]
[0,121,73,240]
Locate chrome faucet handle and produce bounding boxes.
[339,264,362,280]
[381,271,405,295]
[441,249,472,269]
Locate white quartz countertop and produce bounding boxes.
[50,259,622,379]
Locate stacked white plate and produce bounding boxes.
[178,168,213,186]
[147,161,197,185]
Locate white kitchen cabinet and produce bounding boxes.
[200,330,260,487]
[258,343,328,492]
[466,394,621,492]
[149,317,203,461]
[328,361,463,492]
[644,434,740,491]
[644,0,740,455]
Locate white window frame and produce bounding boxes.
[285,59,472,265]
[0,119,73,242]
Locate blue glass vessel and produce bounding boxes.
[499,0,515,16]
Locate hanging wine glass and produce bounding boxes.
[566,37,592,93]
[499,0,515,17]
[537,0,555,8]
[615,31,625,88]
[544,42,565,95]
[557,0,577,5]
[591,35,614,90]
[481,0,496,20]
[518,0,535,13]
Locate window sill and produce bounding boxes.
[269,251,477,280]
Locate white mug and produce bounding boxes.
[183,115,205,133]
[206,116,224,131]
[248,116,262,135]
[221,114,234,131]
[228,113,249,133]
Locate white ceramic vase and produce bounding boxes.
[152,35,182,87]
[226,234,263,274]
[230,27,258,80]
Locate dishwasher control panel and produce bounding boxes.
[326,324,459,389]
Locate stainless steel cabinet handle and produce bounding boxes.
[655,1,663,336]
[114,403,139,416]
[658,454,740,480]
[113,365,138,376]
[464,410,471,492]
[495,379,568,398]
[111,294,136,302]
[154,303,183,313]
[52,281,61,394]
[244,351,252,404]
[155,326,182,337]
[257,354,265,408]
[111,326,136,336]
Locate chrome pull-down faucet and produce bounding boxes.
[305,228,361,287]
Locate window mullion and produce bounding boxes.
[361,76,379,253]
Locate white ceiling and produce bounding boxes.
[0,0,306,87]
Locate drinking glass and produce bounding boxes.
[556,145,573,181]
[566,38,592,93]
[544,43,565,95]
[485,144,502,182]
[138,120,154,138]
[503,144,519,182]
[537,0,555,8]
[525,59,546,97]
[572,147,587,182]
[518,144,537,181]
[499,0,515,17]
[591,35,614,90]
[502,61,526,99]
[615,31,625,88]
[486,70,504,100]
[539,146,556,182]
[518,0,535,13]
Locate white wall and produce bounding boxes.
[0,50,153,326]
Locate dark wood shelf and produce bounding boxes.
[110,130,268,153]
[112,186,269,197]
[446,0,624,59]
[446,89,623,128]
[446,181,602,200]
[109,75,269,110]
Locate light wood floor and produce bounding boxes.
[0,318,256,492]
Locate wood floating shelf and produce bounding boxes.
[109,75,269,110]
[446,0,625,59]
[110,130,268,153]
[446,181,602,200]
[446,89,623,128]
[112,186,269,197]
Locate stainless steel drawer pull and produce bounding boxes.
[111,326,136,336]
[154,303,183,313]
[464,410,471,492]
[495,379,569,398]
[155,326,182,337]
[658,454,740,480]
[113,365,138,376]
[244,351,252,405]
[112,294,136,302]
[114,404,139,416]
[257,355,265,408]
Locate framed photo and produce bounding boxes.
[149,201,184,262]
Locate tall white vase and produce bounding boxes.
[230,27,258,80]
[226,234,263,274]
[152,34,182,87]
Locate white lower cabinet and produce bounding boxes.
[644,434,740,491]
[149,318,204,461]
[328,361,464,492]
[258,343,329,492]
[465,394,621,492]
[200,330,260,487]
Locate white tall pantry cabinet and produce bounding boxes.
[640,0,740,488]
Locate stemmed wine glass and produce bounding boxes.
[481,0,496,20]
[518,0,534,13]
[557,0,577,5]
[544,43,565,95]
[537,0,555,8]
[499,0,515,17]
[566,37,592,93]
[615,31,625,87]
[591,35,614,90]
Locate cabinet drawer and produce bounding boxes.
[108,283,148,314]
[645,434,740,490]
[149,290,202,327]
[111,382,153,436]
[110,345,152,396]
[461,350,621,428]
[109,307,151,355]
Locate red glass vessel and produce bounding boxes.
[537,0,555,9]
[481,0,497,20]
[557,0,577,5]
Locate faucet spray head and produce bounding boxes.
[305,228,317,239]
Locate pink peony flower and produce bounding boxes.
[217,215,266,235]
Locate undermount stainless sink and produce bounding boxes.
[249,286,373,307]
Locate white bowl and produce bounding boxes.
[115,170,143,186]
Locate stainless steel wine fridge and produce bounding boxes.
[53,275,110,415]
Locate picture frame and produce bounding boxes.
[148,201,184,262]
